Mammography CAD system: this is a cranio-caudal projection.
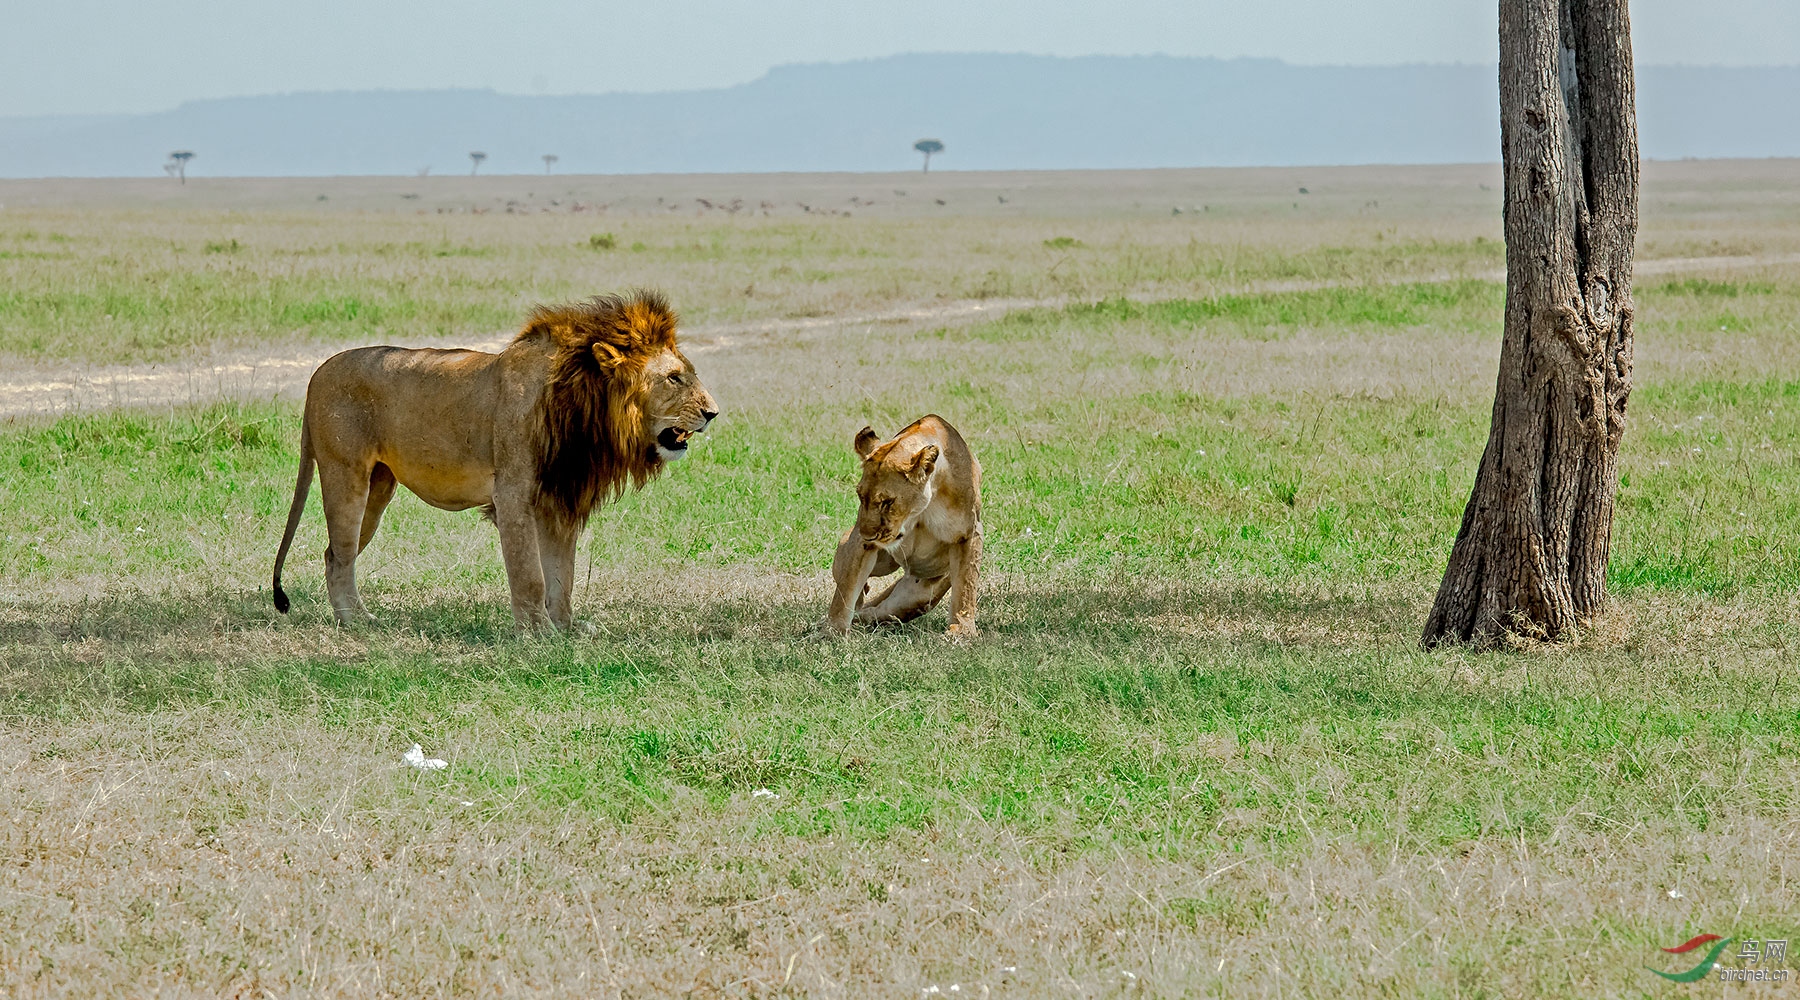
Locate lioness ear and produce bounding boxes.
[853,426,880,460]
[908,444,940,483]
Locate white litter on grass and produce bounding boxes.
[752,788,778,799]
[403,744,448,770]
[1668,888,1684,899]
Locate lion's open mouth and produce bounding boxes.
[657,426,695,453]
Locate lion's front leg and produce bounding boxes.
[536,514,581,630]
[492,491,552,631]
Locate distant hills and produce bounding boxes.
[2,54,1797,177]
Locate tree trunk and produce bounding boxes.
[1422,0,1638,647]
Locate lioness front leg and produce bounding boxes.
[945,527,982,638]
[536,514,581,630]
[824,533,880,635]
[493,492,552,631]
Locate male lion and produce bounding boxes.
[822,415,982,638]
[271,291,718,629]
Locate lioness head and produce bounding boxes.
[851,426,938,547]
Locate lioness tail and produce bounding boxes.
[271,414,315,613]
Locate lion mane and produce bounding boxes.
[524,291,680,524]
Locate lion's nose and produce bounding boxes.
[701,409,719,424]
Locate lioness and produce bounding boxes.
[271,291,717,630]
[823,415,982,637]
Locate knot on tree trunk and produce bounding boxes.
[1582,274,1613,332]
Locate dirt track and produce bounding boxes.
[3,252,1795,419]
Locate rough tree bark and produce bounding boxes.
[1422,0,1638,647]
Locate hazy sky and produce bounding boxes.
[5,0,1795,117]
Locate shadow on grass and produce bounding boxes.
[0,576,1444,714]
[0,576,1422,650]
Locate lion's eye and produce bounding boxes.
[665,372,682,384]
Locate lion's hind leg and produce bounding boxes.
[856,574,951,627]
[319,460,379,625]
[358,463,398,554]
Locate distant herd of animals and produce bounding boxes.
[271,291,984,637]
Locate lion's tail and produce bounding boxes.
[271,413,315,614]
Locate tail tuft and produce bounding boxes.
[273,582,290,614]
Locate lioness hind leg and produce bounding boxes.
[319,461,377,624]
[857,574,950,626]
[857,551,904,610]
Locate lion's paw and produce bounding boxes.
[945,622,980,643]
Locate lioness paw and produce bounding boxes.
[945,622,980,642]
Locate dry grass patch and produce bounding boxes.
[4,580,1800,997]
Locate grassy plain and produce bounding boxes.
[2,163,1800,997]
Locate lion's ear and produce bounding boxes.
[853,426,880,460]
[591,341,626,369]
[908,444,939,483]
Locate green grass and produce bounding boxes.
[0,275,521,357]
[8,281,1795,597]
[4,191,1800,995]
[0,199,1513,363]
[11,613,1794,851]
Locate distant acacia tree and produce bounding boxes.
[469,151,488,176]
[913,138,944,174]
[542,154,559,175]
[166,150,195,184]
